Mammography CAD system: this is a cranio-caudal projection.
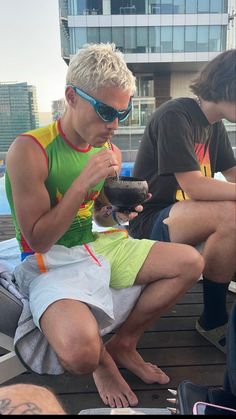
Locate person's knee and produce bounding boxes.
[181,246,204,282]
[59,332,101,375]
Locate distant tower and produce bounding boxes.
[51,98,66,120]
[0,82,39,152]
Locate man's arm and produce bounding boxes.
[0,384,66,415]
[7,136,119,252]
[175,170,236,201]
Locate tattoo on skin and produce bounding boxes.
[0,399,42,415]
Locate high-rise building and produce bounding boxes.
[0,82,39,152]
[58,0,233,160]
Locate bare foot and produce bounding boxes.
[106,340,170,385]
[93,348,138,408]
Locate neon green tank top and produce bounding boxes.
[5,120,108,255]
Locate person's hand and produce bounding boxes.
[77,149,119,191]
[114,193,152,224]
[113,193,152,224]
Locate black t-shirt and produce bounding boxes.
[129,97,236,239]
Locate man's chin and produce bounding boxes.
[93,140,107,148]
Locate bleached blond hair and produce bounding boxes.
[66,43,136,95]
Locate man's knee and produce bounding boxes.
[59,333,101,375]
[180,246,204,281]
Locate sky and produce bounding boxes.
[0,0,68,112]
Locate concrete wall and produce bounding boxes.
[170,71,198,99]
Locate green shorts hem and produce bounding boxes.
[92,229,155,289]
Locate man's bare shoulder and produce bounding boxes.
[6,134,48,180]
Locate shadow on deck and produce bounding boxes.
[0,215,235,414]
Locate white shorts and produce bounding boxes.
[14,244,115,331]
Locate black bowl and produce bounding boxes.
[104,176,149,212]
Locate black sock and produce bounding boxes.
[198,277,229,330]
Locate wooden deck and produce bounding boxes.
[0,215,235,414]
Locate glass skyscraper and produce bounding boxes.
[0,82,39,152]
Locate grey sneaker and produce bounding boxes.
[196,320,227,354]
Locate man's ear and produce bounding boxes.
[65,86,76,106]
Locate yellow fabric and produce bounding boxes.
[92,229,155,288]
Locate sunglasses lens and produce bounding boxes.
[118,108,131,122]
[97,103,131,122]
[97,104,117,122]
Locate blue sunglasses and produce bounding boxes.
[68,85,132,123]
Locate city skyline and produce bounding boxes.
[0,0,67,112]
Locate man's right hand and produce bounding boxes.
[77,149,119,191]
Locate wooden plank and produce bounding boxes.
[5,359,225,394]
[5,364,225,413]
[162,301,234,317]
[104,330,215,348]
[60,383,224,415]
[136,330,215,348]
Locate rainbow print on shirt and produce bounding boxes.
[176,143,212,201]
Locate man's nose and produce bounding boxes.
[106,117,119,130]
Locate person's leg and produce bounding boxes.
[0,384,66,415]
[40,299,138,409]
[158,200,236,352]
[103,241,203,384]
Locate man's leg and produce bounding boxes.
[40,299,138,408]
[0,384,66,415]
[160,200,236,352]
[101,241,203,384]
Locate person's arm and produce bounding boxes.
[6,136,119,253]
[0,384,66,415]
[175,170,236,201]
[221,165,236,183]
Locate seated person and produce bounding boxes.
[129,49,236,353]
[5,43,203,408]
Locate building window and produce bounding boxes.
[161,26,173,52]
[173,26,184,52]
[87,27,99,43]
[148,1,160,14]
[186,0,197,14]
[160,0,173,14]
[73,28,87,52]
[112,27,124,52]
[198,0,210,14]
[209,26,221,51]
[185,26,197,51]
[210,0,224,13]
[197,26,209,51]
[76,0,102,15]
[100,27,112,44]
[124,27,136,53]
[71,25,225,55]
[136,76,154,97]
[173,0,185,13]
[149,27,161,52]
[137,27,149,53]
[111,0,135,15]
